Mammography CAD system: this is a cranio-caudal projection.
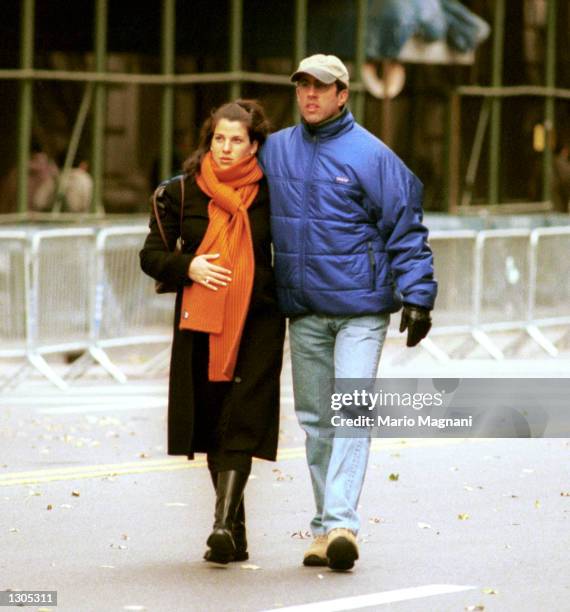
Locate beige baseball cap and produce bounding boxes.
[291,54,350,87]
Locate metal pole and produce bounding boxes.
[447,92,461,213]
[160,0,175,181]
[52,83,94,213]
[461,97,492,208]
[542,0,557,204]
[293,0,307,123]
[488,0,505,206]
[353,0,367,124]
[229,0,243,100]
[17,0,34,214]
[91,0,107,214]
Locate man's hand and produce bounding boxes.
[399,305,432,347]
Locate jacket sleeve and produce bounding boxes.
[139,180,195,287]
[368,150,437,310]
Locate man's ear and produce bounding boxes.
[338,88,349,108]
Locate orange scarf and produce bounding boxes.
[179,152,262,381]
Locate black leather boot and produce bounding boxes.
[232,499,248,562]
[203,471,249,563]
[205,470,249,564]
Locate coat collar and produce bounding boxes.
[301,107,354,141]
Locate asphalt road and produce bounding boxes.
[1,350,569,612]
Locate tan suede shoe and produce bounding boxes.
[302,535,328,567]
[326,528,359,570]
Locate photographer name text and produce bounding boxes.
[330,414,473,429]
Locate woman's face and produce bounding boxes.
[210,119,258,168]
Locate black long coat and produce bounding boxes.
[140,175,285,461]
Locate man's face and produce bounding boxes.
[295,74,349,125]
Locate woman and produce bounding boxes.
[140,100,285,564]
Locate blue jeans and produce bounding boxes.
[289,313,390,535]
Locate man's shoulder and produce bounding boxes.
[347,121,387,152]
[261,126,301,170]
[348,122,412,171]
[266,125,299,146]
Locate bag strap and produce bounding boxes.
[152,175,186,251]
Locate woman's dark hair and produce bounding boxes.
[183,99,270,177]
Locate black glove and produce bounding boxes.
[399,304,432,347]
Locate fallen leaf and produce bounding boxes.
[9,527,19,533]
[272,468,293,481]
[483,588,498,595]
[121,534,129,541]
[465,606,485,611]
[290,530,312,539]
[388,473,399,481]
[240,564,260,570]
[534,500,541,509]
[417,522,431,530]
[46,504,53,511]
[71,490,80,497]
[561,492,570,497]
[458,513,470,520]
[138,453,150,459]
[368,517,384,524]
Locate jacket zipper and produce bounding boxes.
[367,240,376,290]
[300,134,319,295]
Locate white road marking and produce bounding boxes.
[260,584,476,612]
[37,399,166,414]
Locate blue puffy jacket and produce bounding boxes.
[260,109,437,316]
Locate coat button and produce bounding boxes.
[234,376,242,383]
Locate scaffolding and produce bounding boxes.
[1,0,568,215]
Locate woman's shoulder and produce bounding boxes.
[155,173,203,204]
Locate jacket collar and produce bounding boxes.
[301,107,354,140]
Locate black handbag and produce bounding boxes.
[152,175,185,294]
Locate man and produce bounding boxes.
[260,54,437,571]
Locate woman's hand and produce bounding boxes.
[188,254,232,291]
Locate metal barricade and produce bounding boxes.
[0,231,29,387]
[26,228,96,388]
[388,230,477,361]
[3,219,570,388]
[472,229,531,359]
[84,226,173,382]
[527,227,570,356]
